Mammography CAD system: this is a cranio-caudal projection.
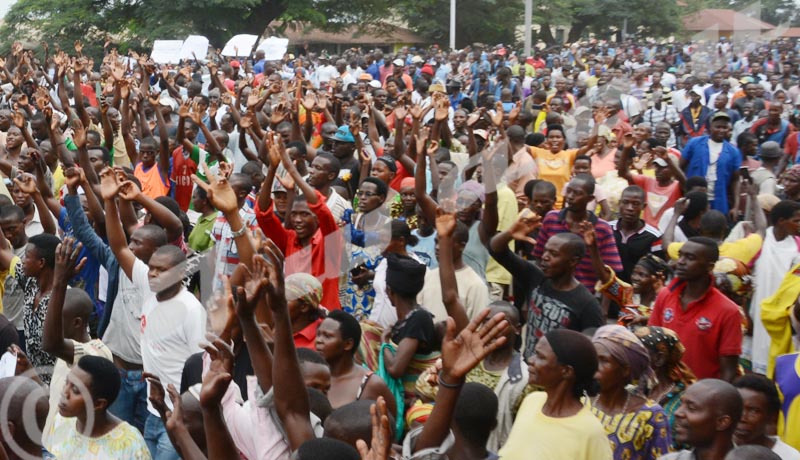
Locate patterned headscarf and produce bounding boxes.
[785,164,800,180]
[593,325,656,390]
[285,273,323,308]
[633,326,697,387]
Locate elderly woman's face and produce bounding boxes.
[593,343,629,391]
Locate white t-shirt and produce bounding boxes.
[774,437,800,460]
[707,139,723,202]
[141,288,206,416]
[102,259,151,364]
[417,265,490,322]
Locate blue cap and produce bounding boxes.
[334,126,355,143]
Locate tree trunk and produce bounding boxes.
[538,22,557,46]
[567,18,591,43]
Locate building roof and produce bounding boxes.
[782,27,800,38]
[683,9,775,31]
[274,22,428,45]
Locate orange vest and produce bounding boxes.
[134,163,170,199]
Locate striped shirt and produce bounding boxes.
[533,210,623,292]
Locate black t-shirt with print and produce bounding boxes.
[490,244,604,359]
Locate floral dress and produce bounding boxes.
[591,399,672,460]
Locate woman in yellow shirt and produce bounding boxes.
[529,124,595,209]
[499,329,612,460]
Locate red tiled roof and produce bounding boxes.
[683,9,775,31]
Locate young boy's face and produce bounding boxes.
[573,159,591,176]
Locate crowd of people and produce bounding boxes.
[0,34,797,460]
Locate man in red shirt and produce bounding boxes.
[618,136,686,227]
[648,236,742,381]
[171,118,201,211]
[254,143,342,310]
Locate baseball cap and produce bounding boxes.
[411,56,424,64]
[653,158,669,167]
[333,126,355,143]
[230,60,241,68]
[711,111,731,123]
[368,80,382,89]
[421,64,434,76]
[392,58,404,66]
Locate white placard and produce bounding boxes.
[180,35,210,62]
[257,37,289,61]
[0,352,16,379]
[221,34,259,57]
[151,40,184,64]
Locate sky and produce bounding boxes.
[0,0,13,19]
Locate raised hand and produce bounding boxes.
[144,373,170,416]
[348,111,360,138]
[11,111,25,129]
[117,180,141,201]
[409,104,425,121]
[508,209,541,244]
[490,102,504,127]
[426,139,439,158]
[13,173,38,195]
[118,79,130,100]
[466,108,484,128]
[621,133,636,150]
[199,336,235,409]
[440,308,509,380]
[239,112,254,130]
[191,162,239,214]
[98,167,121,200]
[672,196,690,217]
[632,152,652,171]
[393,104,408,121]
[178,100,191,118]
[301,92,316,111]
[247,91,260,109]
[434,98,450,122]
[235,256,270,319]
[435,207,458,238]
[261,238,287,312]
[63,166,86,191]
[355,396,392,460]
[578,220,596,247]
[270,104,288,125]
[53,237,87,281]
[508,101,522,123]
[652,145,669,160]
[73,40,83,55]
[164,384,186,433]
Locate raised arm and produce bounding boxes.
[199,338,241,460]
[72,58,91,128]
[653,145,686,186]
[413,310,508,452]
[662,197,688,256]
[414,136,439,227]
[191,163,255,272]
[234,257,274,393]
[15,174,57,235]
[617,134,636,185]
[118,180,182,243]
[435,209,470,334]
[99,167,137,279]
[264,240,315,450]
[42,238,87,363]
[148,94,171,181]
